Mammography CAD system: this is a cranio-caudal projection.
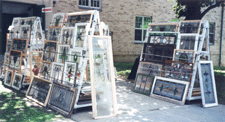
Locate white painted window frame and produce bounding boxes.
[79,0,102,10]
[12,73,23,90]
[135,16,151,43]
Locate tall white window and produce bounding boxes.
[79,0,101,9]
[135,16,152,43]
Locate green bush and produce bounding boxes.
[114,62,133,71]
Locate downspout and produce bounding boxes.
[219,3,224,66]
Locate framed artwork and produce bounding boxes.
[69,49,83,69]
[6,40,12,53]
[57,45,70,63]
[164,60,193,82]
[4,53,10,66]
[39,61,52,81]
[9,27,20,39]
[20,18,27,26]
[59,27,75,46]
[133,74,154,95]
[12,17,20,26]
[12,73,24,90]
[88,35,117,119]
[177,34,199,51]
[198,61,218,107]
[26,17,36,27]
[30,51,43,76]
[12,38,28,56]
[148,33,178,45]
[66,12,93,27]
[50,62,64,83]
[9,50,22,71]
[142,44,175,64]
[26,76,52,106]
[63,62,78,87]
[74,23,89,50]
[150,76,189,105]
[179,20,202,34]
[4,69,14,87]
[42,40,58,62]
[137,62,162,76]
[149,23,179,32]
[173,49,195,64]
[48,82,78,117]
[48,27,61,41]
[50,13,66,27]
[20,25,30,39]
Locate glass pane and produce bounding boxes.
[209,23,215,33]
[86,0,89,6]
[91,37,114,117]
[144,17,151,29]
[75,24,87,48]
[135,29,142,41]
[143,30,147,41]
[135,17,142,28]
[209,34,214,44]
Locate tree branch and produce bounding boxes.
[201,1,224,18]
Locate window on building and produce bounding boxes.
[79,0,101,10]
[135,16,152,43]
[209,22,215,45]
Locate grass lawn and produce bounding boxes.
[0,82,65,122]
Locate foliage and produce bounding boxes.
[114,62,133,78]
[0,91,62,122]
[170,0,224,20]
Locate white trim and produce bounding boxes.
[73,23,89,50]
[135,16,151,42]
[78,0,101,10]
[4,69,13,87]
[57,44,70,63]
[50,62,64,82]
[69,49,83,69]
[198,61,218,107]
[63,62,77,86]
[12,73,23,90]
[150,76,189,105]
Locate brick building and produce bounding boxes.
[0,0,225,66]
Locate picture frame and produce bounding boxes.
[57,45,70,63]
[73,23,89,50]
[20,18,27,26]
[48,81,78,117]
[88,35,117,119]
[50,62,64,83]
[179,20,202,34]
[63,62,78,87]
[29,51,43,76]
[150,76,189,105]
[137,61,162,76]
[3,53,10,67]
[59,27,76,47]
[20,25,30,39]
[26,76,52,107]
[198,61,218,107]
[42,40,58,62]
[9,50,22,71]
[149,23,179,32]
[48,27,61,41]
[142,44,175,64]
[12,38,28,56]
[12,17,21,26]
[164,60,193,82]
[66,11,93,27]
[133,73,154,95]
[173,49,195,64]
[6,40,12,53]
[50,13,66,27]
[69,49,83,69]
[26,17,36,27]
[147,33,178,45]
[4,69,14,87]
[176,34,199,51]
[12,73,24,90]
[39,61,52,81]
[9,27,21,39]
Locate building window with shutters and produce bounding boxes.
[135,16,152,43]
[209,22,215,45]
[79,0,101,10]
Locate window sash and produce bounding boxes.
[79,0,101,9]
[135,16,151,42]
